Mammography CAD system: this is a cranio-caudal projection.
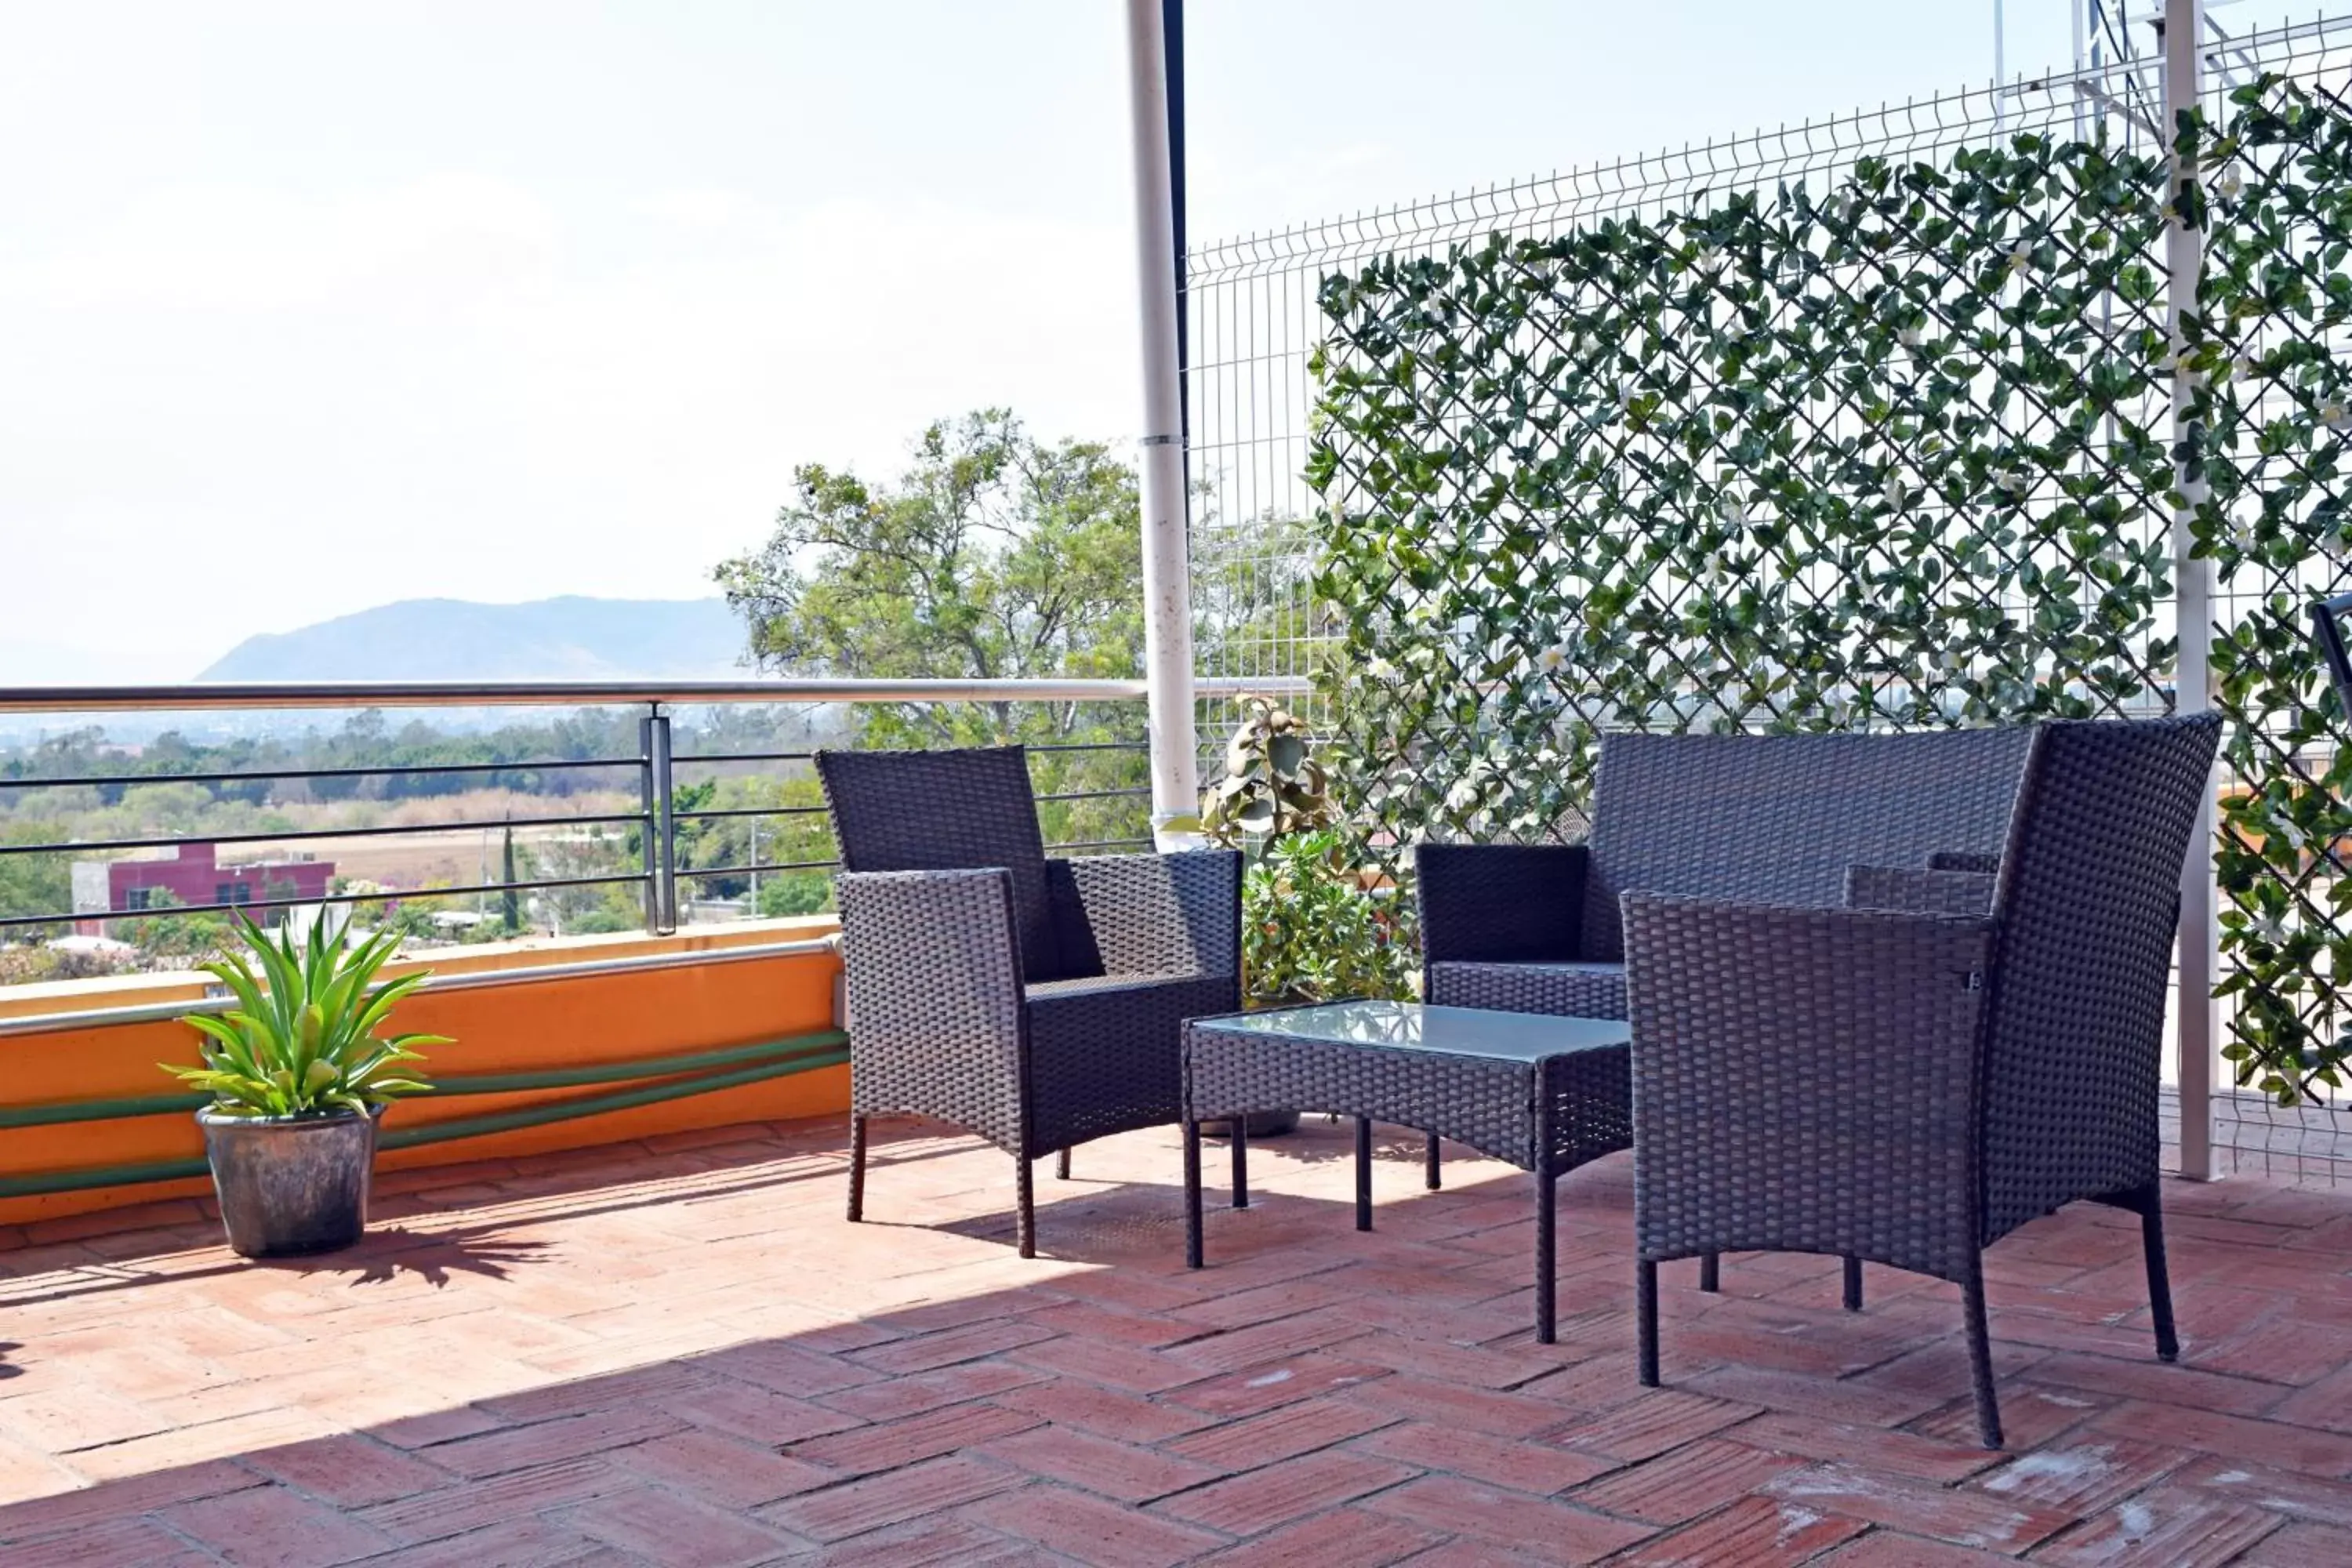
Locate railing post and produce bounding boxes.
[2165,0,2217,1181]
[640,706,677,936]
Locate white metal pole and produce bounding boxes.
[1994,0,2008,131]
[2165,0,2218,1181]
[1123,0,1201,849]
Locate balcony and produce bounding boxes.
[14,5,2352,1565]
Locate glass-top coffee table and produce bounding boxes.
[1181,1000,1632,1343]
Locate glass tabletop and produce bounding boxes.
[1197,1000,1628,1062]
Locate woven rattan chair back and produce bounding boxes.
[1581,728,2034,961]
[1978,713,2223,1243]
[815,746,1071,983]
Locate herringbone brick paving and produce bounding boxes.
[2,1114,2350,1564]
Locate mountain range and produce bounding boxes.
[197,597,750,684]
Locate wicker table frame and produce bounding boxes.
[1181,1004,1632,1341]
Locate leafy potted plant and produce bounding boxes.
[1201,699,1415,1134]
[163,915,441,1258]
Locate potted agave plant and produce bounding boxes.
[163,914,441,1258]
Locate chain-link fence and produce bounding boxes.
[1184,12,2352,1186]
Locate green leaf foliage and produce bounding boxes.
[1308,75,2352,1106]
[162,913,444,1119]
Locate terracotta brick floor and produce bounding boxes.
[5,1116,2352,1566]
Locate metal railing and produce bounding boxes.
[0,677,1298,953]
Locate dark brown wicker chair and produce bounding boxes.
[1624,713,2222,1447]
[817,746,1240,1258]
[1414,726,2036,1284]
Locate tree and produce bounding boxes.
[0,826,71,935]
[714,410,1152,847]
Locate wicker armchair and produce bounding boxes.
[1624,713,2222,1447]
[817,746,1240,1258]
[1414,726,2034,1271]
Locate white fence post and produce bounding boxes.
[2165,0,2219,1181]
[1123,0,1201,848]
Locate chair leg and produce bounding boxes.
[1638,1258,1661,1385]
[1843,1254,1864,1312]
[1232,1117,1250,1210]
[1962,1254,2002,1449]
[1698,1252,1719,1293]
[847,1113,866,1223]
[1535,1170,1557,1344]
[2135,1182,2180,1363]
[1016,1153,1036,1260]
[1056,1147,1072,1181]
[1183,1120,1204,1270]
[1355,1117,1374,1232]
[1425,1132,1443,1191]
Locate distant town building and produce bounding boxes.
[70,842,335,929]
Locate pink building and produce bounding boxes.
[73,842,335,923]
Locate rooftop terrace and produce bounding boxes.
[5,1116,2352,1566]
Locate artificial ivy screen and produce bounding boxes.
[1308,75,2352,1106]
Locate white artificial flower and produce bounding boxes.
[1697,245,1723,271]
[1535,644,1569,673]
[2325,402,2352,431]
[2008,241,2033,274]
[2233,354,2259,381]
[1897,325,1926,350]
[2215,165,2245,201]
[1367,656,1398,681]
[1884,474,1907,507]
[2325,532,2352,564]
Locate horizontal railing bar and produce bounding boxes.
[677,859,837,880]
[1051,838,1156,852]
[0,756,644,793]
[670,805,829,822]
[0,871,647,930]
[0,673,1308,715]
[0,934,840,1037]
[670,751,814,765]
[1033,787,1152,803]
[0,811,650,858]
[670,740,1154,766]
[0,678,1146,714]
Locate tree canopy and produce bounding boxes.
[717,410,1143,699]
[714,409,1152,845]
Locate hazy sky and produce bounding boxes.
[0,2,2299,681]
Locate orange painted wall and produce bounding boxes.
[0,918,848,1229]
